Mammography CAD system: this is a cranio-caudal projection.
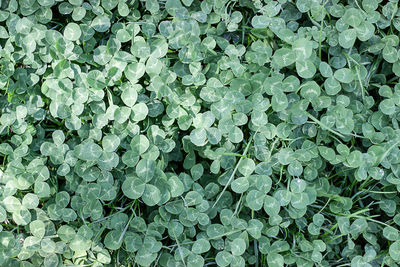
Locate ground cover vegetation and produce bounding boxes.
[1,0,400,266]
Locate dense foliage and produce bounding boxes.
[1,0,400,266]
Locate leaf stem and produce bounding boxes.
[212,134,254,209]
[305,111,345,138]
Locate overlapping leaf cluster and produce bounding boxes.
[1,0,400,266]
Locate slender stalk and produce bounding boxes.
[305,111,345,138]
[212,134,254,209]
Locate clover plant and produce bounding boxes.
[1,0,400,266]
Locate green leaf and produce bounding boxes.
[246,190,265,211]
[13,208,31,225]
[238,158,255,177]
[346,150,362,168]
[324,77,341,95]
[124,232,142,252]
[390,241,400,261]
[228,127,244,143]
[379,99,396,115]
[58,226,76,242]
[75,141,103,161]
[146,0,160,14]
[247,219,263,239]
[231,177,249,194]
[52,130,65,145]
[131,102,149,121]
[136,159,156,182]
[300,81,321,100]
[87,70,107,90]
[267,253,284,267]
[121,86,138,107]
[91,16,111,32]
[22,193,39,209]
[290,179,307,193]
[230,238,246,256]
[273,48,296,67]
[216,251,233,267]
[334,68,354,83]
[104,230,123,250]
[130,135,150,155]
[343,8,363,27]
[69,235,91,252]
[290,192,309,209]
[64,22,81,41]
[339,29,357,49]
[135,248,157,266]
[190,128,207,146]
[296,60,316,78]
[168,176,185,197]
[122,177,146,199]
[318,146,336,161]
[72,7,86,21]
[319,62,333,77]
[263,195,280,216]
[0,206,6,222]
[185,191,203,206]
[293,38,313,60]
[252,15,270,28]
[34,181,51,198]
[125,62,146,83]
[187,254,204,267]
[192,239,211,254]
[383,226,399,241]
[165,0,183,16]
[383,46,398,63]
[350,218,368,235]
[102,134,120,152]
[30,220,46,239]
[142,184,161,206]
